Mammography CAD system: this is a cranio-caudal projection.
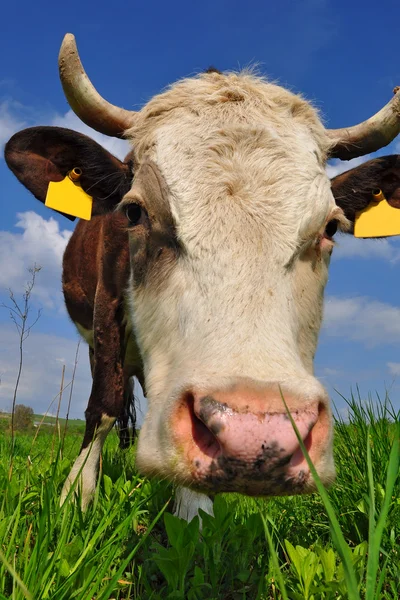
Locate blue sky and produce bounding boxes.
[1,0,400,420]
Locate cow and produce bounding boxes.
[5,33,400,521]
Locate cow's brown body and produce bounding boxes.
[63,213,142,450]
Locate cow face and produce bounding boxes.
[115,73,342,494]
[6,34,400,499]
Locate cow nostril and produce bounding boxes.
[318,400,324,419]
[289,428,313,467]
[288,402,325,468]
[186,393,221,459]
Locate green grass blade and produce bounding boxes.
[0,547,33,600]
[279,389,360,600]
[365,423,399,600]
[261,514,289,600]
[366,427,376,532]
[373,556,388,600]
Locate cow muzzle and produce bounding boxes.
[172,379,334,495]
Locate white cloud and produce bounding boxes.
[326,155,372,179]
[387,362,400,376]
[0,101,27,149]
[320,366,342,377]
[0,211,72,308]
[51,110,130,160]
[332,234,400,262]
[323,296,400,347]
[0,324,147,423]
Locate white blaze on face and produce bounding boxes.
[126,72,338,492]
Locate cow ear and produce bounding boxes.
[5,126,133,220]
[330,155,400,231]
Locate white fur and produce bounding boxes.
[173,487,214,522]
[123,72,337,486]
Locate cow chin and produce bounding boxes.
[136,378,336,497]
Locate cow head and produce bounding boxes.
[5,34,400,497]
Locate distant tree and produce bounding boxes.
[0,265,41,470]
[13,404,34,431]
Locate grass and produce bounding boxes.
[0,393,399,599]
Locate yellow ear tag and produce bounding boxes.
[354,189,400,238]
[45,168,93,220]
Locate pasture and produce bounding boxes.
[0,394,399,599]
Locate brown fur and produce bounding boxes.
[120,161,181,286]
[63,212,141,448]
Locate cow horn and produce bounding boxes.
[58,33,135,138]
[327,87,400,160]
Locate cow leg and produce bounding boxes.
[61,293,127,510]
[173,486,214,522]
[61,346,114,508]
[60,410,116,509]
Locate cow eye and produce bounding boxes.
[125,203,145,226]
[324,219,338,239]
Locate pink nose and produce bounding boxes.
[194,393,318,464]
[173,381,331,494]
